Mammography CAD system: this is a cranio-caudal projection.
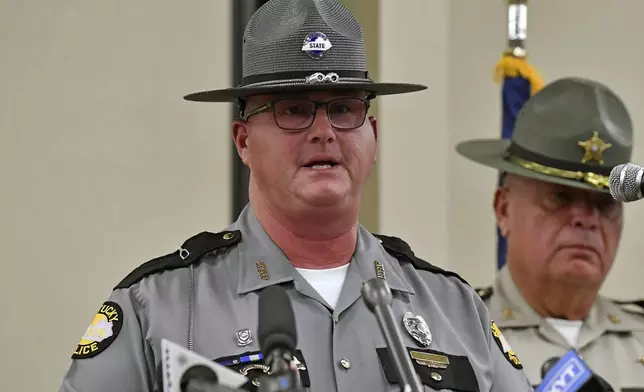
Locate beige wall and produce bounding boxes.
[2,0,644,391]
[378,0,644,299]
[0,1,231,390]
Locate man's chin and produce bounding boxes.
[559,259,604,285]
[296,186,350,208]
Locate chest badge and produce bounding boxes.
[402,311,432,347]
[236,329,253,347]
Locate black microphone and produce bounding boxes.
[361,278,423,392]
[180,364,246,392]
[256,285,303,392]
[538,354,614,392]
[540,357,560,379]
[609,162,644,202]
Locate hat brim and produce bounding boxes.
[455,138,610,194]
[183,82,427,102]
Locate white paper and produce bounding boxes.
[161,338,248,392]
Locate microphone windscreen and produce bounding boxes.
[540,356,560,379]
[257,285,297,357]
[609,162,643,202]
[180,364,219,392]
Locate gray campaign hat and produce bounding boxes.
[183,0,427,102]
[456,77,634,193]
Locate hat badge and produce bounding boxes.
[402,311,432,347]
[302,32,332,59]
[578,131,612,164]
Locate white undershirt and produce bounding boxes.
[295,263,350,309]
[545,318,583,347]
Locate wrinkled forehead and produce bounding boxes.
[245,89,370,106]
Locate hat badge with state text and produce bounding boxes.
[456,77,633,194]
[183,0,427,103]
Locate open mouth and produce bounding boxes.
[303,160,338,170]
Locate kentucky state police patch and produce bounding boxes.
[72,301,123,359]
[491,319,522,369]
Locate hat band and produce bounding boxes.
[507,156,609,189]
[241,70,370,88]
[504,142,609,189]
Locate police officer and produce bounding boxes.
[456,77,644,390]
[58,0,534,391]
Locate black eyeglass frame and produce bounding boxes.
[240,97,372,131]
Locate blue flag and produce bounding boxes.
[494,55,543,269]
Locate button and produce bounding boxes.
[430,372,442,381]
[339,358,351,369]
[223,232,235,240]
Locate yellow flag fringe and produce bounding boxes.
[493,54,544,95]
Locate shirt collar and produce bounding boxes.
[491,265,542,328]
[492,264,644,333]
[232,204,414,296]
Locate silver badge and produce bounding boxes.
[403,311,432,347]
[301,32,332,59]
[236,329,253,347]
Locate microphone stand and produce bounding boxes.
[362,278,423,392]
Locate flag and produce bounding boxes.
[493,54,544,269]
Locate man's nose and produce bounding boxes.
[307,107,336,143]
[570,201,600,230]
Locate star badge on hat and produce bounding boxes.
[578,131,612,164]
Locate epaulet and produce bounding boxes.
[475,286,494,301]
[114,230,242,290]
[373,233,470,286]
[611,298,644,315]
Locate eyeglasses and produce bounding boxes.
[241,98,371,131]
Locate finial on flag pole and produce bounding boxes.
[506,0,528,58]
[494,0,543,94]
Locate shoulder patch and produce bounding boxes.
[72,301,123,359]
[490,319,522,369]
[115,230,242,289]
[475,286,494,301]
[373,233,470,287]
[612,298,644,315]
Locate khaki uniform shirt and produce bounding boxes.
[477,265,644,390]
[58,205,533,392]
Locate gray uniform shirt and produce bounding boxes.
[477,265,644,390]
[59,205,533,392]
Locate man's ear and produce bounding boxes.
[368,115,378,142]
[494,186,510,237]
[368,115,378,163]
[232,121,250,166]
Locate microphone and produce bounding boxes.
[540,357,560,379]
[361,278,423,392]
[536,349,614,392]
[160,338,249,392]
[256,285,303,392]
[180,365,244,392]
[609,163,644,202]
